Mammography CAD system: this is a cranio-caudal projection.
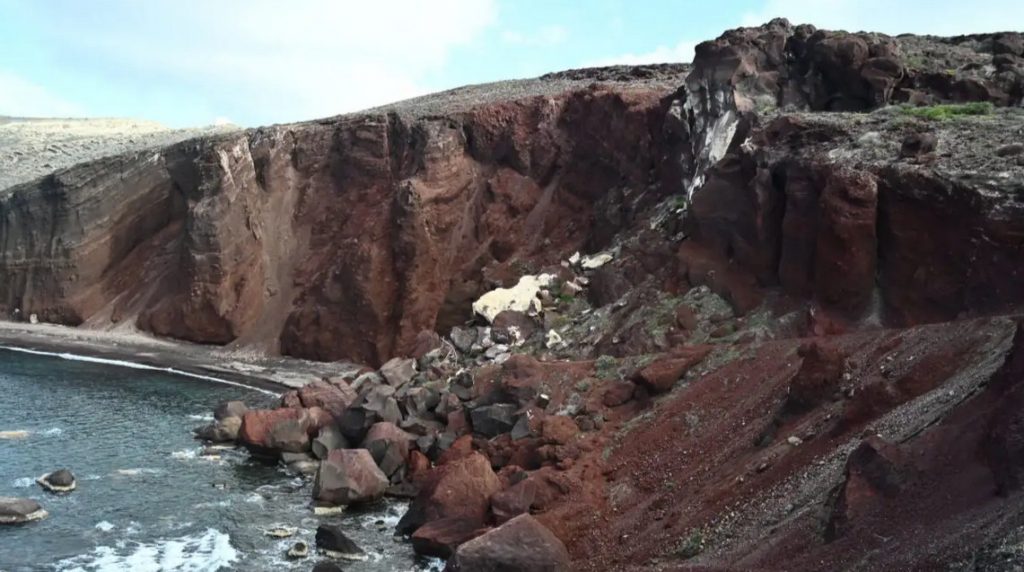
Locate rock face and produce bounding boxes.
[0,497,47,524]
[445,514,571,572]
[0,71,685,366]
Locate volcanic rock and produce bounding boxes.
[445,514,571,572]
[470,404,519,437]
[214,400,248,421]
[396,452,501,536]
[411,517,490,558]
[313,449,389,506]
[0,497,47,524]
[361,422,415,477]
[312,425,350,460]
[315,524,367,561]
[36,469,76,493]
[238,408,311,457]
[380,357,417,388]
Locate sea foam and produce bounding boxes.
[56,528,238,572]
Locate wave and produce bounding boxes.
[11,476,34,488]
[0,345,279,396]
[95,521,115,532]
[56,528,238,572]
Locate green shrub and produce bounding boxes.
[899,102,994,120]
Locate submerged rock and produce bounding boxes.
[37,469,76,493]
[286,540,309,559]
[0,497,48,524]
[315,524,367,561]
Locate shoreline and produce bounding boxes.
[0,321,361,394]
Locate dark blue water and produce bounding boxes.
[0,348,438,572]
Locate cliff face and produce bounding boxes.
[0,73,684,365]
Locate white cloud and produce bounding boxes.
[741,0,1024,35]
[25,0,499,125]
[0,70,84,118]
[501,25,569,46]
[586,40,698,67]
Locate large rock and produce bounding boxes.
[412,517,490,558]
[315,524,367,561]
[380,357,417,388]
[194,416,242,443]
[472,275,553,323]
[0,497,48,524]
[445,514,570,571]
[238,408,312,456]
[360,422,415,477]
[214,400,248,421]
[397,452,501,536]
[37,469,76,493]
[312,425,350,460]
[470,404,518,438]
[633,348,711,393]
[297,381,356,417]
[313,449,389,506]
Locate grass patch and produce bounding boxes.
[899,102,994,120]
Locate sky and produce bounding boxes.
[1,0,1022,127]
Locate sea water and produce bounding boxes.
[0,348,440,571]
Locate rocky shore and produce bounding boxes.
[4,17,1024,572]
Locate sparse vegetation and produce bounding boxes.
[594,355,620,381]
[899,102,994,121]
[675,530,706,559]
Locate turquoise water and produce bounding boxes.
[0,348,435,571]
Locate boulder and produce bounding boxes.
[784,342,846,414]
[492,311,538,343]
[214,400,248,421]
[825,436,912,541]
[286,541,309,559]
[633,348,710,393]
[396,452,501,536]
[37,469,76,493]
[470,404,518,437]
[282,452,320,475]
[280,390,303,408]
[472,275,553,323]
[602,380,636,407]
[361,422,415,477]
[380,357,417,388]
[0,497,47,524]
[313,449,389,506]
[450,327,478,354]
[540,416,578,446]
[194,416,242,443]
[297,381,356,417]
[412,517,489,558]
[491,477,538,524]
[315,524,367,561]
[312,425,350,460]
[238,408,311,457]
[445,514,571,572]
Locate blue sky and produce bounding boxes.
[1,0,1022,127]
